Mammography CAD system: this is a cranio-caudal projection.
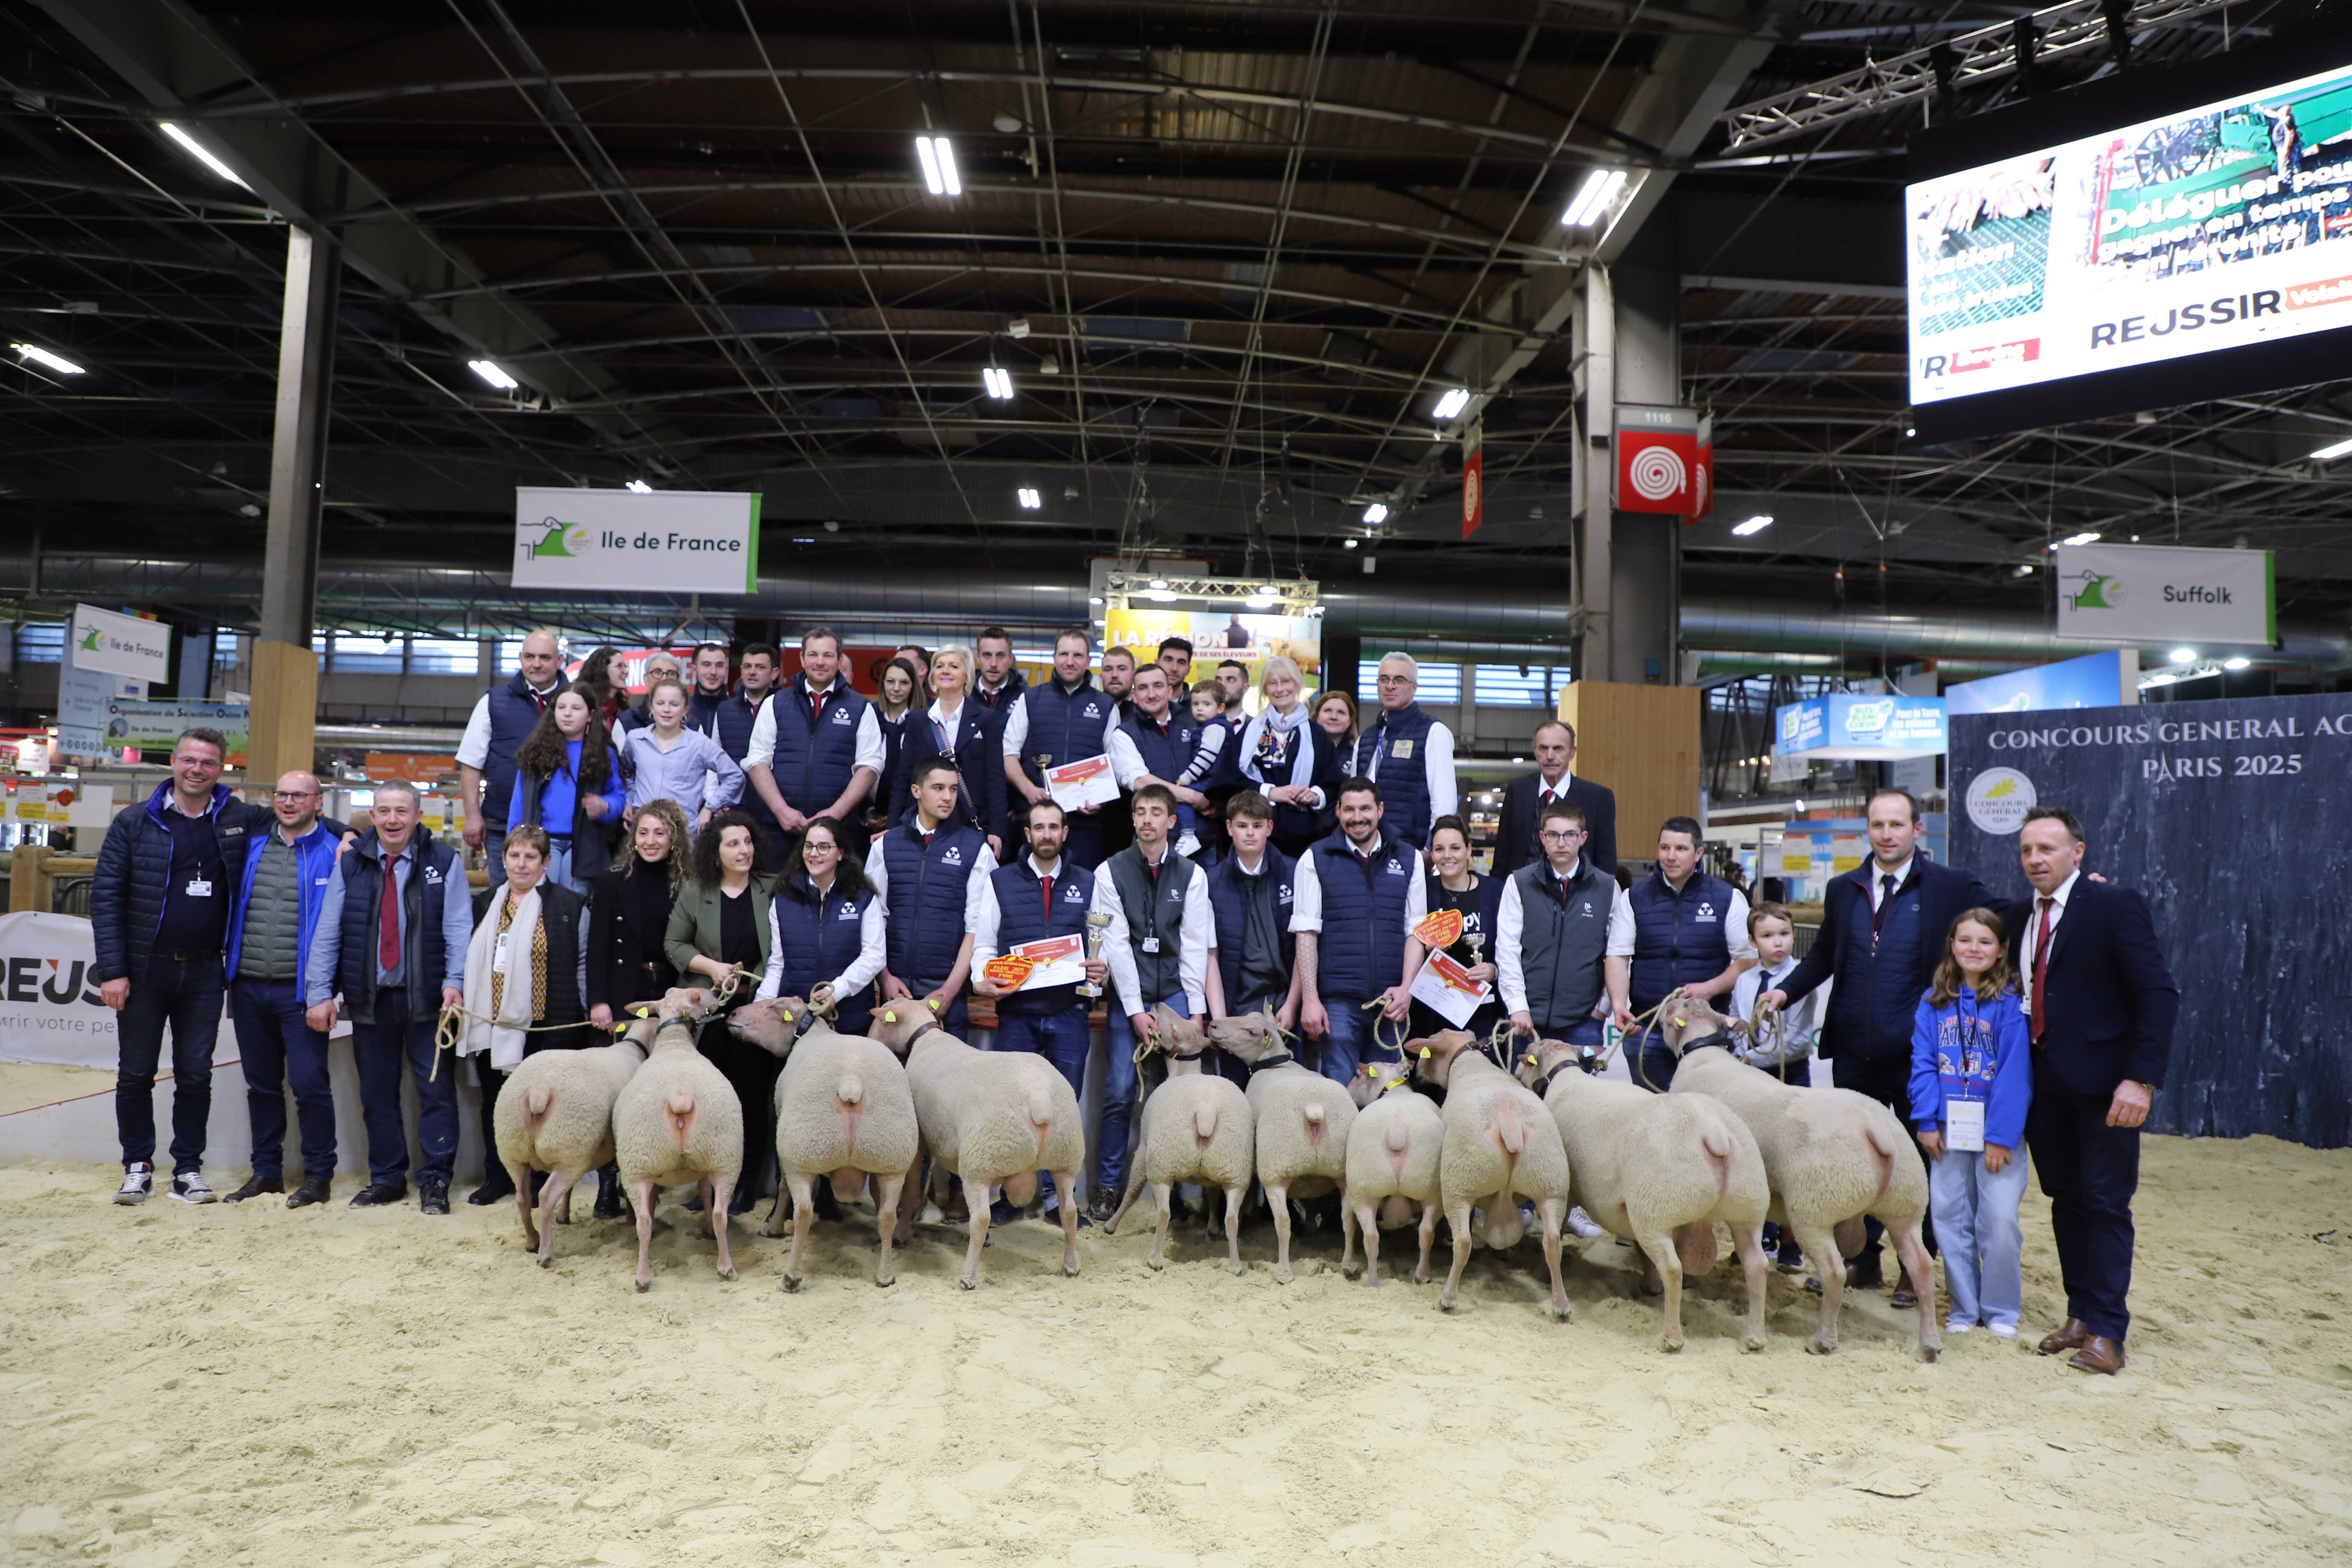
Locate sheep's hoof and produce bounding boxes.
[1660,1337,1684,1353]
[874,1274,895,1289]
[1917,1343,1941,1364]
[1227,1261,1246,1277]
[537,1253,553,1271]
[1341,1260,1363,1280]
[1274,1267,1294,1286]
[718,1266,738,1282]
[780,1274,801,1294]
[1439,1298,1460,1314]
[1061,1262,1081,1278]
[1146,1257,1165,1272]
[1805,1335,1835,1355]
[1743,1334,1767,1354]
[958,1275,977,1291]
[635,1279,651,1294]
[1551,1304,1574,1324]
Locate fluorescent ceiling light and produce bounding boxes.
[914,136,960,196]
[2312,435,2352,461]
[469,359,519,390]
[983,366,1013,399]
[2060,530,2101,546]
[1145,589,1176,603]
[1244,593,1276,608]
[158,122,250,190]
[1342,538,1358,550]
[1431,388,1471,421]
[1147,578,1168,590]
[1730,513,1773,536]
[2169,647,2196,664]
[12,343,84,375]
[1087,595,1102,605]
[1562,168,1626,228]
[2222,656,2251,670]
[1362,502,1389,525]
[624,479,652,493]
[1017,487,1041,509]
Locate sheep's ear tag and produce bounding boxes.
[926,997,940,1014]
[1418,1046,1432,1059]
[882,1010,897,1024]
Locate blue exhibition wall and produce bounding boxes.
[1948,694,2352,1148]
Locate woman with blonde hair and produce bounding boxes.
[886,642,1004,854]
[1240,654,1343,858]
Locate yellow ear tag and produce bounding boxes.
[882,1011,897,1024]
[927,997,940,1013]
[1418,1046,1432,1059]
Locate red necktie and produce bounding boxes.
[380,856,402,972]
[2029,896,2055,1046]
[1040,872,1054,919]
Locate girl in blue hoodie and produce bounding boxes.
[1909,906,2033,1338]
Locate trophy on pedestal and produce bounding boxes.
[1080,910,1113,999]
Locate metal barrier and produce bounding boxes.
[51,876,93,917]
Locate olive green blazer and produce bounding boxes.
[663,874,774,989]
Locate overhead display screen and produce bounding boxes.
[1907,61,2352,434]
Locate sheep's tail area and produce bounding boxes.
[1029,1088,1056,1162]
[1863,1116,1900,1199]
[836,1075,864,1150]
[1701,1118,1733,1196]
[1194,1105,1220,1147]
[666,1090,698,1151]
[523,1082,555,1130]
[1303,1101,1326,1147]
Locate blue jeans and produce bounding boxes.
[1930,1139,2030,1331]
[230,977,336,1181]
[993,1007,1091,1204]
[544,836,584,896]
[1102,994,1189,1194]
[1314,995,1402,1086]
[482,827,506,882]
[116,953,226,1172]
[352,988,461,1186]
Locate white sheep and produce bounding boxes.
[1206,1010,1357,1284]
[1107,1006,1255,1275]
[493,1014,656,1268]
[1411,1031,1573,1321]
[612,988,745,1291]
[730,996,920,1292]
[1339,1060,1444,1289]
[866,1001,1085,1289]
[1516,1038,1770,1352]
[1662,997,1940,1361]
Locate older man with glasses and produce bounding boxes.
[1351,653,1457,851]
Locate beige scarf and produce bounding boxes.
[459,882,542,1069]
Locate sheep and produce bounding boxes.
[1410,1031,1573,1321]
[1515,1038,1770,1352]
[730,995,919,1292]
[493,1013,657,1268]
[865,1000,1085,1289]
[1205,1010,1358,1284]
[1338,1059,1444,1289]
[611,987,744,1291]
[1660,994,1940,1361]
[1106,1005,1255,1275]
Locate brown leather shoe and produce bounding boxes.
[2038,1317,2090,1355]
[2067,1335,2126,1375]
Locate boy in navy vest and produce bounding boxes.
[1089,784,1212,1221]
[1605,816,1755,1093]
[865,756,995,1038]
[1002,628,1121,871]
[456,628,567,873]
[1202,790,1302,1086]
[747,626,883,865]
[1498,798,1626,1049]
[1108,664,1207,858]
[1294,778,1422,1085]
[1352,653,1458,851]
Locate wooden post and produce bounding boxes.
[248,224,338,790]
[1558,680,1701,856]
[9,844,52,913]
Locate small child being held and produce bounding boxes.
[1908,906,2034,1338]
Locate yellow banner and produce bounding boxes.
[1103,608,1322,691]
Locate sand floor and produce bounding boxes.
[2,1133,2348,1568]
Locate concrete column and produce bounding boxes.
[1572,266,1615,682]
[246,226,339,790]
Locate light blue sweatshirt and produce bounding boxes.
[620,726,746,817]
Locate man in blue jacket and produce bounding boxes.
[220,771,346,1208]
[2006,805,2178,1375]
[455,628,567,873]
[1002,629,1120,871]
[91,728,318,1205]
[1761,788,1994,1295]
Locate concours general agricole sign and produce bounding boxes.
[511,487,763,595]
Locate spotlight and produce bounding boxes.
[983,366,1014,400]
[624,479,652,494]
[1730,514,1773,537]
[1362,502,1389,525]
[2060,531,2101,547]
[2169,648,2196,665]
[1017,487,1041,509]
[2222,657,2251,670]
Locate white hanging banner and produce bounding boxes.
[2054,542,2275,647]
[68,603,173,683]
[511,488,762,594]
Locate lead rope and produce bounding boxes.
[427,963,761,1080]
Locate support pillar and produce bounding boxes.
[1572,266,1616,682]
[246,225,338,790]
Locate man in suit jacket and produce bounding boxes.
[2006,805,2177,1375]
[1494,720,1617,878]
[1762,787,1994,1294]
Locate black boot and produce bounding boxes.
[591,1161,624,1220]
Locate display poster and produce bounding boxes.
[2053,542,2276,646]
[1102,608,1321,690]
[1614,405,1713,517]
[1773,694,1948,759]
[0,912,117,1066]
[1946,648,2139,714]
[513,488,761,594]
[67,603,173,683]
[102,700,250,764]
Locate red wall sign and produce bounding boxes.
[1615,404,1713,519]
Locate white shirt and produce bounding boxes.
[743,681,887,789]
[1496,859,1634,1017]
[1107,712,1210,857]
[1731,956,1818,1056]
[1867,855,1916,910]
[2019,868,2081,1012]
[999,684,1121,760]
[1357,709,1458,825]
[455,678,562,770]
[1605,876,1756,961]
[861,828,996,937]
[755,879,887,1004]
[1290,837,1426,943]
[972,853,1084,971]
[1091,849,1211,1016]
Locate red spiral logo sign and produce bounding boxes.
[1628,444,1686,502]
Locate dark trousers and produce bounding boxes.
[2028,1064,2141,1340]
[700,1013,783,1197]
[992,1007,1090,1093]
[1633,1041,1681,1094]
[229,976,335,1181]
[900,989,969,1038]
[354,988,461,1187]
[116,953,226,1172]
[1831,1051,1933,1262]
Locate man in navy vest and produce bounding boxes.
[1498,799,1626,1050]
[303,781,474,1213]
[2005,806,2177,1375]
[692,640,780,852]
[1202,790,1302,1087]
[972,796,1107,1223]
[1003,628,1121,871]
[1089,783,1213,1220]
[865,757,994,1038]
[1352,654,1458,850]
[973,626,1029,717]
[1294,778,1423,1085]
[1760,787,1994,1294]
[1109,664,1207,858]
[747,625,883,866]
[1607,816,1756,1095]
[457,628,567,872]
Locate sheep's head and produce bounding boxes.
[1514,1038,1583,1095]
[1349,1058,1416,1108]
[729,996,806,1059]
[1148,1003,1209,1062]
[1407,1031,1475,1087]
[1205,1009,1288,1066]
[866,997,945,1056]
[1658,991,1732,1058]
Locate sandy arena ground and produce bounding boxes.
[2,1134,2348,1568]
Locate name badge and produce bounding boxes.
[1390,739,1414,759]
[493,933,512,975]
[1945,1099,1986,1153]
[1141,937,1162,954]
[184,878,213,898]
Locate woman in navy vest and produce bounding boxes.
[1403,815,1505,1043]
[1308,689,1357,845]
[1241,656,1340,858]
[507,689,625,896]
[888,645,1005,854]
[762,817,885,1036]
[866,657,922,834]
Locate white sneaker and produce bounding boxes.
[169,1171,219,1205]
[115,1162,154,1205]
[1566,1205,1606,1239]
[1987,1322,2019,1340]
[1945,1317,1975,1335]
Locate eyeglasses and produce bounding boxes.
[1539,828,1585,843]
[272,790,319,801]
[176,756,223,770]
[1376,675,1412,687]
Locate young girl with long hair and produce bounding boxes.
[508,689,624,894]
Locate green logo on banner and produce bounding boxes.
[528,517,593,558]
[79,625,103,651]
[2064,570,2126,611]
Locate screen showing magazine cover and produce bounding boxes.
[1908,63,2352,405]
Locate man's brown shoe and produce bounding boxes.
[2067,1336,2125,1374]
[224,1174,283,1204]
[2038,1317,2090,1355]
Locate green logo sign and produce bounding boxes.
[2064,570,2127,611]
[527,517,593,559]
[78,625,103,651]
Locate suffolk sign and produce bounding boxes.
[2055,541,2275,646]
[512,488,763,594]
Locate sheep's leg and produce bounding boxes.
[760,1179,789,1239]
[1339,1193,1363,1280]
[1439,1199,1473,1313]
[957,1173,989,1291]
[1633,1228,1683,1351]
[1354,1202,1381,1288]
[1730,1220,1769,1353]
[1266,1180,1294,1285]
[1888,1216,1943,1363]
[1222,1185,1246,1276]
[1537,1197,1573,1323]
[1106,1159,1150,1237]
[557,1180,574,1225]
[1413,1202,1437,1285]
[1054,1170,1081,1277]
[536,1168,578,1270]
[873,1170,907,1288]
[710,1174,738,1281]
[890,1149,925,1249]
[780,1170,816,1295]
[512,1159,539,1251]
[1795,1218,1846,1354]
[631,1179,658,1293]
[1149,1183,1173,1271]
